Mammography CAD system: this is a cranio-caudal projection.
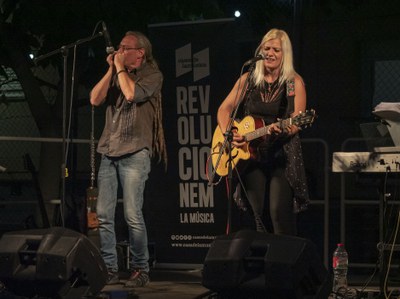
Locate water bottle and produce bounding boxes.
[332,243,348,297]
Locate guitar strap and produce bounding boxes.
[285,78,295,117]
[87,105,99,230]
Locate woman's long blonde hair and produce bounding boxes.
[252,28,297,88]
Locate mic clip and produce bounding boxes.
[243,54,265,66]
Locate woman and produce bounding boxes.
[217,28,310,235]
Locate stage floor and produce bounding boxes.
[101,268,209,299]
[100,269,396,299]
[1,268,398,299]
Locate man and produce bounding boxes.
[90,31,166,287]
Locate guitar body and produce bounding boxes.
[210,110,316,177]
[86,186,99,229]
[211,116,265,177]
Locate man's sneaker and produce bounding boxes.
[124,269,149,288]
[107,271,119,285]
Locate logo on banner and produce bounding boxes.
[175,43,209,82]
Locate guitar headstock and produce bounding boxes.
[293,109,316,128]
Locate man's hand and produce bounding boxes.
[106,53,115,67]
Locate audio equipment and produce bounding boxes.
[202,229,331,299]
[0,227,107,298]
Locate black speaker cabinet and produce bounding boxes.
[0,227,108,298]
[202,230,331,299]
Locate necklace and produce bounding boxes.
[267,81,273,93]
[261,80,279,102]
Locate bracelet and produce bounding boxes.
[116,69,127,76]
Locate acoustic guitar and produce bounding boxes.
[211,109,316,177]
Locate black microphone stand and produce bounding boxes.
[33,30,103,227]
[209,62,256,234]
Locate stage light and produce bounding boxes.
[234,10,241,18]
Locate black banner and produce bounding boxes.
[146,19,242,265]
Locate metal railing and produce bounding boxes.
[0,135,331,267]
[301,138,330,267]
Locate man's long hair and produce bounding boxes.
[125,30,158,68]
[126,31,167,170]
[152,90,167,170]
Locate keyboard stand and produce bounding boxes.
[377,184,400,296]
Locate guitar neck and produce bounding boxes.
[245,118,292,142]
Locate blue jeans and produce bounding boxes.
[96,149,151,272]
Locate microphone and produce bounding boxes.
[101,21,115,54]
[243,54,265,66]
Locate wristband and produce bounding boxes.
[116,69,127,76]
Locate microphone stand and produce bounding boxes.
[209,62,256,234]
[33,31,103,227]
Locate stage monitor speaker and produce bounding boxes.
[0,227,108,299]
[202,230,331,299]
